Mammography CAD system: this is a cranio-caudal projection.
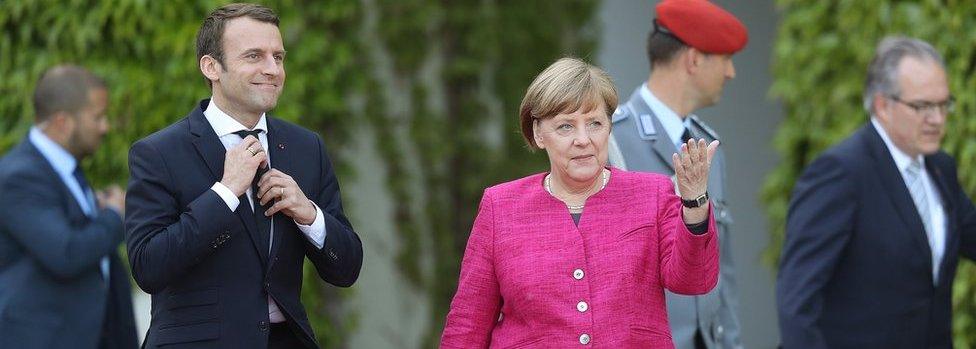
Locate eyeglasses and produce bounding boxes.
[888,95,955,116]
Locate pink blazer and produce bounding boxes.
[441,167,719,348]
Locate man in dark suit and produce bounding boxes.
[125,3,363,348]
[777,36,976,349]
[0,65,138,349]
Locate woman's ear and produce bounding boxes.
[533,121,545,149]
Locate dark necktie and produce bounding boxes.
[72,166,93,211]
[232,129,270,207]
[681,127,694,145]
[232,129,272,254]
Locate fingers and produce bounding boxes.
[235,136,266,159]
[257,169,287,188]
[265,199,287,217]
[706,140,720,164]
[258,180,287,205]
[680,142,692,170]
[697,139,707,165]
[263,187,299,216]
[236,136,259,153]
[249,151,267,169]
[681,138,714,174]
[671,152,687,188]
[241,135,259,148]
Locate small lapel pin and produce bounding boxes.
[278,143,285,150]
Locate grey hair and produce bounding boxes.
[863,36,945,114]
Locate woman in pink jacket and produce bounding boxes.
[440,57,720,348]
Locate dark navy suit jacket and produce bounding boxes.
[125,100,363,348]
[0,138,137,349]
[777,124,976,348]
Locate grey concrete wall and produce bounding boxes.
[597,1,783,348]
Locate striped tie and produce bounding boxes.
[906,160,938,283]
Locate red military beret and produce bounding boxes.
[655,0,748,54]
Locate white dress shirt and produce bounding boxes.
[872,118,946,283]
[203,99,327,322]
[29,127,111,281]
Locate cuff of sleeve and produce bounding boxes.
[296,201,327,249]
[211,182,240,212]
[685,216,710,235]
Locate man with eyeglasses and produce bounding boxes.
[777,36,976,349]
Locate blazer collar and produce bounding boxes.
[628,86,678,171]
[861,124,934,269]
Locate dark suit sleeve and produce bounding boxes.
[303,136,363,287]
[960,196,976,261]
[0,169,121,280]
[943,156,976,261]
[125,140,239,293]
[777,155,856,349]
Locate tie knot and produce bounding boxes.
[907,160,923,177]
[233,129,263,140]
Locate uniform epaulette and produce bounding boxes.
[689,115,720,141]
[611,106,629,123]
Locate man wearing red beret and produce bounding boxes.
[608,1,747,348]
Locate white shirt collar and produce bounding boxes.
[28,126,77,177]
[871,117,924,172]
[640,83,691,147]
[203,98,268,137]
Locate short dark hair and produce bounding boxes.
[196,3,279,85]
[646,24,688,70]
[32,65,106,123]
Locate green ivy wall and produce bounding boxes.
[1,1,598,347]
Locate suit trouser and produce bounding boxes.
[269,322,305,349]
[98,282,117,349]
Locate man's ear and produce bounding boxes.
[684,48,704,74]
[200,55,222,84]
[42,111,73,136]
[872,93,890,121]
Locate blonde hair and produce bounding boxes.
[519,57,618,149]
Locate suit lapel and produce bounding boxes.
[266,117,291,267]
[21,139,89,221]
[629,91,677,172]
[188,100,268,266]
[925,157,955,284]
[862,125,933,268]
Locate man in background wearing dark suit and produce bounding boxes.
[777,36,976,349]
[0,65,137,349]
[125,3,363,348]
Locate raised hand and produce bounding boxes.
[672,138,719,224]
[256,169,317,225]
[97,184,126,216]
[220,135,267,197]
